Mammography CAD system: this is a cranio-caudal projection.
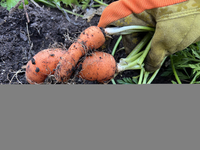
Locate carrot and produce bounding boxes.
[77,32,156,84]
[54,26,106,83]
[25,48,66,84]
[78,51,146,83]
[78,51,117,83]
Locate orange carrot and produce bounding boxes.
[54,26,106,83]
[78,51,117,83]
[78,50,144,83]
[25,48,66,84]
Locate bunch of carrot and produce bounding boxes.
[25,26,106,84]
[25,25,157,84]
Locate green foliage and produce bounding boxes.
[59,0,90,9]
[54,0,90,9]
[0,0,20,10]
[59,0,80,7]
[162,41,200,84]
[0,0,105,11]
[18,0,29,9]
[80,0,90,9]
[117,77,138,84]
[0,0,7,8]
[171,80,178,84]
[0,0,29,10]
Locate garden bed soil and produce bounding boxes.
[0,2,172,84]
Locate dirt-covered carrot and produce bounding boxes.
[78,51,141,83]
[78,38,152,83]
[54,26,106,82]
[25,48,66,84]
[78,51,117,83]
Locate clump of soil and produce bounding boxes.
[0,2,171,84]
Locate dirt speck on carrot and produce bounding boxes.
[31,58,36,65]
[35,67,40,73]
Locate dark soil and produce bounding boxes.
[0,1,172,84]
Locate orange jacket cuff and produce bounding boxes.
[98,0,187,28]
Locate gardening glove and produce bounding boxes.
[98,0,200,72]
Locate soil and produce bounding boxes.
[0,1,172,84]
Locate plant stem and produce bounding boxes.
[126,32,153,59]
[105,25,155,35]
[62,8,83,17]
[119,51,143,65]
[53,2,83,17]
[137,39,152,66]
[138,67,144,84]
[107,26,154,84]
[92,5,102,7]
[189,73,199,84]
[142,71,150,84]
[36,0,55,7]
[112,35,122,56]
[118,39,151,71]
[117,61,141,72]
[170,55,182,84]
[117,40,151,72]
[36,0,84,17]
[94,0,108,6]
[146,57,167,84]
[111,78,116,84]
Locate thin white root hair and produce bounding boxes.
[8,69,26,84]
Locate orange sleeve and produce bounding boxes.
[98,0,188,28]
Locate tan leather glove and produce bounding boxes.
[98,0,200,72]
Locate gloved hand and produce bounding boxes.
[98,0,200,72]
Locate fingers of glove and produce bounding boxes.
[97,0,187,28]
[145,14,200,72]
[144,46,168,72]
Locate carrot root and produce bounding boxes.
[25,48,66,84]
[54,26,106,83]
[78,51,117,83]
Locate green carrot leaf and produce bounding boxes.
[0,0,20,10]
[171,80,178,84]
